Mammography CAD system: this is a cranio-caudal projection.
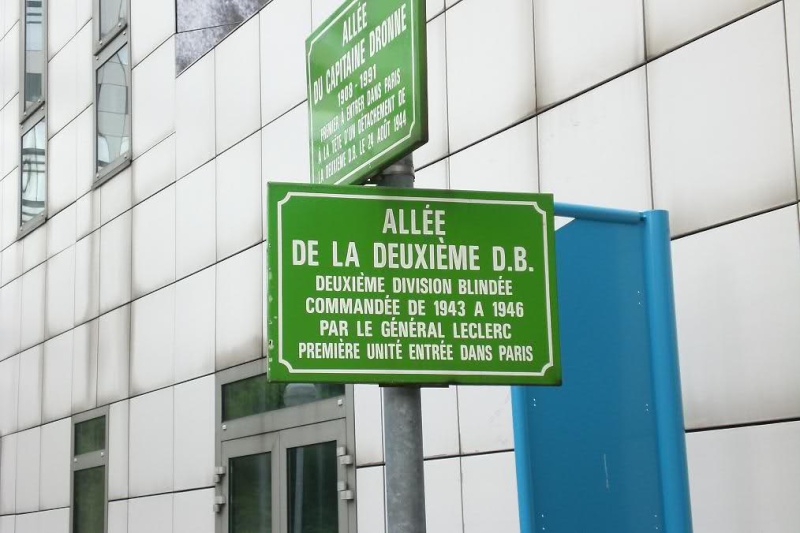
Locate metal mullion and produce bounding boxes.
[72,450,107,471]
[220,397,346,443]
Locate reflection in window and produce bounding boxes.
[100,0,126,40]
[74,416,106,455]
[73,466,106,533]
[24,0,44,109]
[96,45,130,172]
[20,120,46,226]
[222,375,344,422]
[288,442,338,533]
[229,453,272,533]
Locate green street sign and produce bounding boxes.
[267,183,561,385]
[306,0,428,185]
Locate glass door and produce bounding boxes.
[222,420,351,533]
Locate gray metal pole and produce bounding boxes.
[377,154,426,533]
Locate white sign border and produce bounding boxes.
[275,191,557,378]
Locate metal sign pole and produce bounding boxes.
[378,155,426,533]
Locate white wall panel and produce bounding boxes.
[130,0,176,66]
[260,0,310,125]
[311,0,341,28]
[215,17,260,154]
[176,162,215,278]
[74,106,95,197]
[47,123,78,216]
[14,427,39,514]
[427,0,444,20]
[48,0,77,59]
[1,0,19,42]
[687,422,800,533]
[0,278,20,360]
[13,515,36,533]
[422,386,459,458]
[0,516,12,533]
[128,494,173,533]
[673,207,800,429]
[174,267,215,383]
[47,24,92,136]
[132,185,176,297]
[0,434,15,514]
[100,167,132,225]
[1,240,21,286]
[131,285,175,395]
[539,68,652,210]
[99,211,132,314]
[355,467,385,533]
[261,103,310,235]
[72,319,98,414]
[0,172,18,249]
[109,500,128,533]
[457,385,514,454]
[354,385,383,466]
[534,0,644,107]
[132,38,177,157]
[424,458,463,533]
[645,0,771,57]
[173,376,214,490]
[76,190,101,240]
[173,489,214,533]
[1,25,18,107]
[446,0,535,150]
[414,16,448,167]
[17,345,42,430]
[648,5,795,236]
[216,131,261,261]
[216,244,263,369]
[74,231,100,324]
[39,509,68,533]
[97,305,130,406]
[39,420,70,510]
[0,107,19,182]
[133,135,176,205]
[176,52,215,179]
[461,452,519,533]
[45,246,76,339]
[42,331,73,422]
[414,159,448,190]
[0,356,18,434]
[129,388,174,497]
[47,198,77,260]
[108,400,129,500]
[22,226,46,273]
[449,119,538,193]
[785,0,800,193]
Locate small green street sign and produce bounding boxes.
[306,0,428,185]
[267,183,561,385]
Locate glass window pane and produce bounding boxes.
[24,0,45,109]
[74,416,106,455]
[222,375,344,422]
[73,466,105,533]
[20,120,46,226]
[287,441,338,533]
[96,45,130,172]
[229,453,272,533]
[100,0,126,39]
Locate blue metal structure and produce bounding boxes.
[512,205,693,533]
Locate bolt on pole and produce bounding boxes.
[378,154,427,533]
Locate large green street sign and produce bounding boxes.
[267,183,561,385]
[306,0,427,185]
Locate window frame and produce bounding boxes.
[215,360,357,533]
[71,406,110,533]
[18,0,48,238]
[19,0,48,121]
[92,38,131,187]
[92,0,130,187]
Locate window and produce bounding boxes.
[93,0,130,186]
[72,408,109,533]
[19,0,47,236]
[216,361,356,533]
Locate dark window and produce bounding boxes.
[73,466,106,533]
[74,416,107,455]
[222,375,344,422]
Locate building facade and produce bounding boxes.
[0,0,799,532]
